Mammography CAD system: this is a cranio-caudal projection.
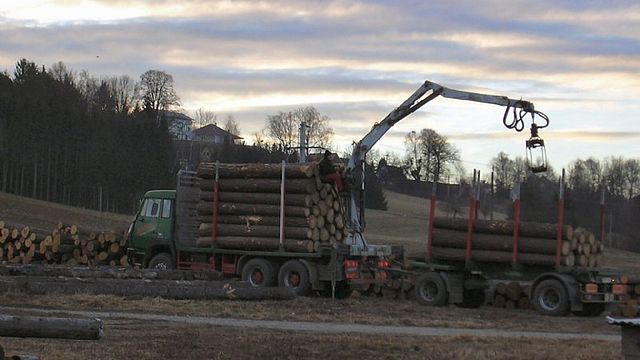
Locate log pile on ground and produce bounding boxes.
[611,279,640,317]
[430,218,604,267]
[196,163,348,253]
[0,221,128,266]
[491,282,531,310]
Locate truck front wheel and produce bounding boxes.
[278,260,311,296]
[242,258,276,287]
[532,279,570,316]
[415,272,448,306]
[148,253,175,270]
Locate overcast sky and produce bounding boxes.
[1,0,639,174]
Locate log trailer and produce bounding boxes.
[335,80,627,316]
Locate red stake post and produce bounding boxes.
[555,169,565,267]
[465,170,477,263]
[427,181,437,259]
[511,183,521,265]
[211,161,220,248]
[599,188,606,244]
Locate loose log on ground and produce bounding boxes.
[0,314,103,340]
[432,217,573,240]
[197,163,316,179]
[200,179,317,194]
[198,223,312,240]
[196,236,315,253]
[430,228,562,255]
[197,202,311,218]
[0,276,295,301]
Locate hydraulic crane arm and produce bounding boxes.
[344,80,549,255]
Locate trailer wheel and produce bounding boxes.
[456,289,486,308]
[532,279,570,316]
[241,258,276,287]
[415,272,448,306]
[148,253,175,270]
[572,303,605,317]
[278,260,311,296]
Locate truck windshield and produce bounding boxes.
[143,198,161,218]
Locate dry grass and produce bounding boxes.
[0,191,131,232]
[0,291,617,335]
[0,319,620,360]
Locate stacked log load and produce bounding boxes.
[195,163,348,253]
[0,221,128,266]
[492,282,532,310]
[430,217,604,267]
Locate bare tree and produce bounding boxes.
[49,61,75,83]
[108,75,136,114]
[193,108,216,129]
[403,131,422,180]
[138,70,180,117]
[624,158,640,200]
[265,106,333,150]
[603,157,626,197]
[223,114,240,135]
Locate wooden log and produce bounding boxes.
[197,162,316,179]
[203,215,314,228]
[493,294,506,307]
[0,314,103,340]
[430,228,560,255]
[198,223,312,240]
[196,236,314,253]
[0,277,296,301]
[433,217,573,240]
[201,191,313,207]
[431,247,572,266]
[197,202,310,218]
[505,282,522,301]
[200,178,317,194]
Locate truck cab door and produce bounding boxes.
[130,198,162,250]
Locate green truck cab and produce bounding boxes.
[127,190,177,269]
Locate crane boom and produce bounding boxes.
[344,80,546,255]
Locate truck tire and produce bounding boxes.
[242,258,276,287]
[278,260,311,296]
[572,303,605,317]
[147,253,175,270]
[415,272,448,306]
[532,279,570,316]
[456,289,486,308]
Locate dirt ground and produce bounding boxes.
[0,319,619,360]
[0,291,618,335]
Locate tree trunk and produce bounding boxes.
[197,202,310,218]
[200,191,313,207]
[433,217,573,240]
[431,246,573,266]
[430,228,560,255]
[198,223,312,240]
[0,277,295,301]
[200,178,317,194]
[197,163,316,179]
[196,236,314,253]
[0,314,103,340]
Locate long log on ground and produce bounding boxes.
[197,163,316,179]
[201,191,313,207]
[0,277,295,301]
[431,247,573,266]
[197,236,314,253]
[200,215,316,228]
[200,179,317,194]
[198,223,312,239]
[197,202,310,218]
[430,228,560,255]
[432,217,573,240]
[0,314,103,340]
[0,264,222,281]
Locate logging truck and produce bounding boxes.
[126,166,400,297]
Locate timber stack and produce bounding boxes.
[196,162,348,253]
[430,217,604,268]
[0,221,128,266]
[491,282,531,310]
